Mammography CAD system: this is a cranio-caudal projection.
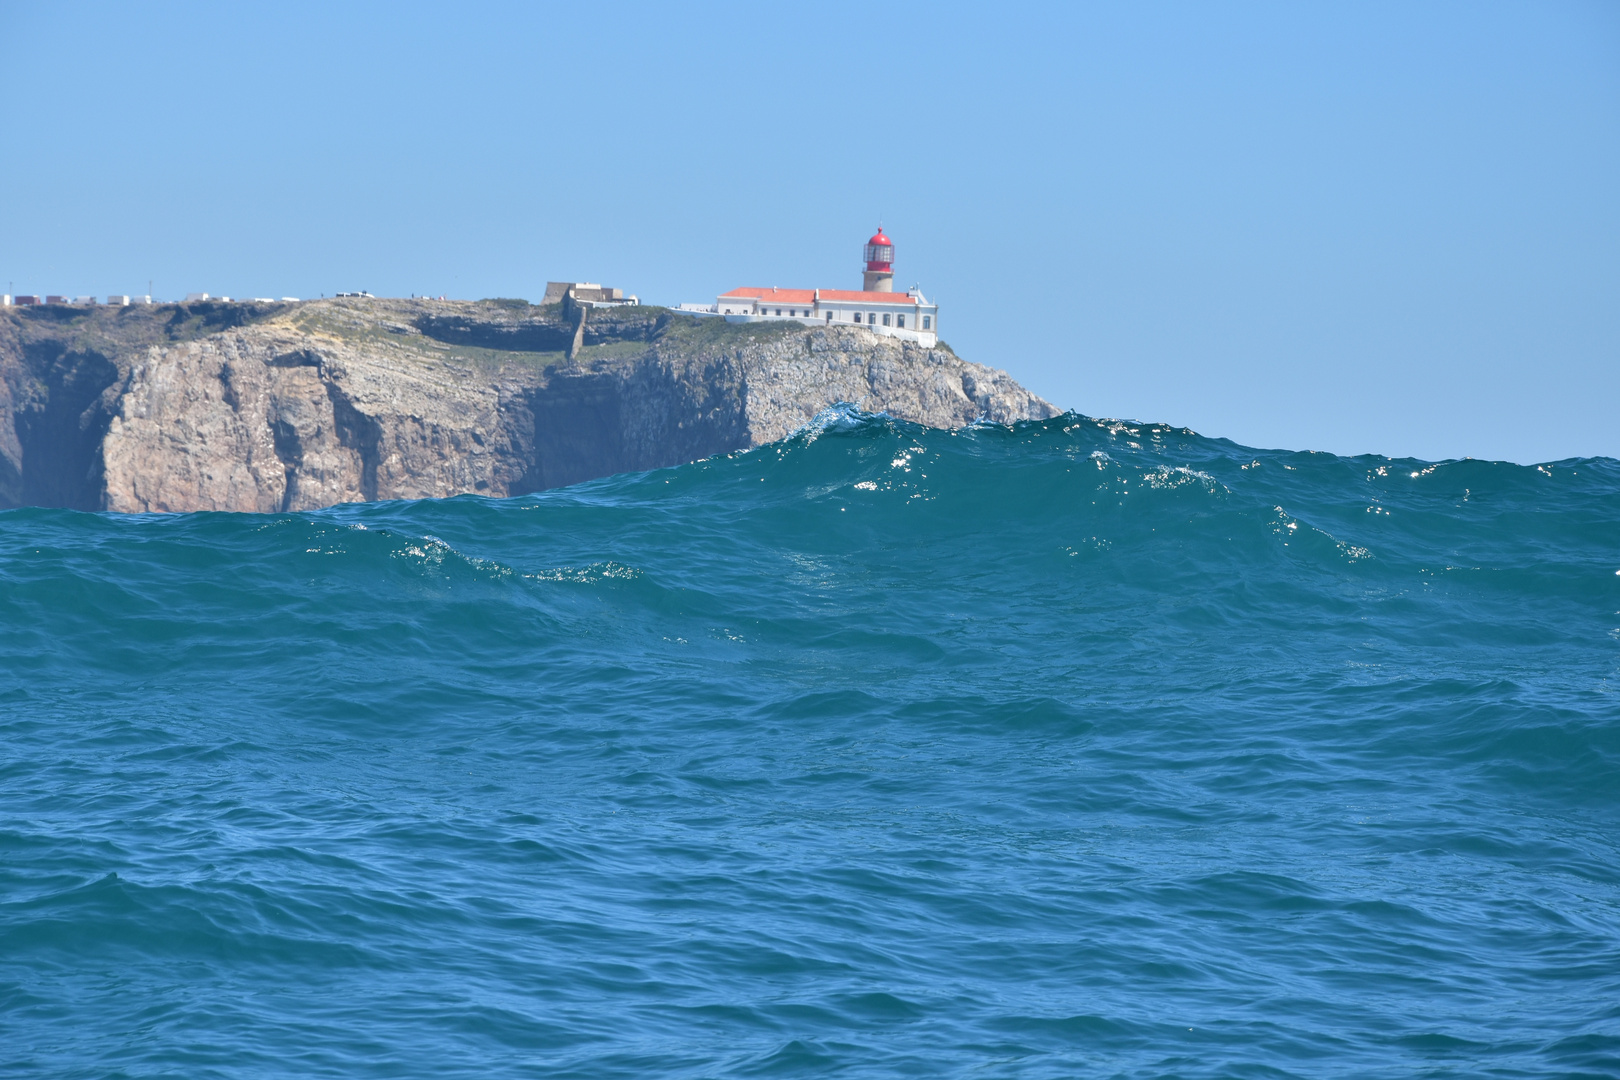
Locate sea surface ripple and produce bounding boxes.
[2,410,1617,1078]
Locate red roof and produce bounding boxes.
[720,287,816,304]
[720,286,917,305]
[868,229,892,247]
[818,288,916,304]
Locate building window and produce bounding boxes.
[896,315,905,328]
[868,312,876,324]
[922,316,931,329]
[826,312,832,322]
[882,313,891,327]
[775,309,782,316]
[854,312,861,323]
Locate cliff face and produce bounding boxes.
[0,298,1060,513]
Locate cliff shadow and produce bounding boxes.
[415,308,671,355]
[513,373,631,493]
[508,356,749,496]
[415,315,574,354]
[6,341,121,510]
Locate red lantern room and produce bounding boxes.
[862,228,895,293]
[863,228,894,270]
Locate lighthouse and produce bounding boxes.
[702,224,939,346]
[862,228,895,293]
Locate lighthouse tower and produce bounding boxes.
[862,228,895,293]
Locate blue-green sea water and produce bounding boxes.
[2,410,1617,1078]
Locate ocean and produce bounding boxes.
[2,408,1617,1078]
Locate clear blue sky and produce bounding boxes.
[3,1,1615,463]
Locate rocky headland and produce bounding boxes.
[0,298,1059,513]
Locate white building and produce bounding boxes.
[693,228,940,348]
[541,282,639,308]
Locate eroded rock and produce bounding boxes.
[0,298,1060,512]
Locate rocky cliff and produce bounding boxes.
[0,298,1059,513]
